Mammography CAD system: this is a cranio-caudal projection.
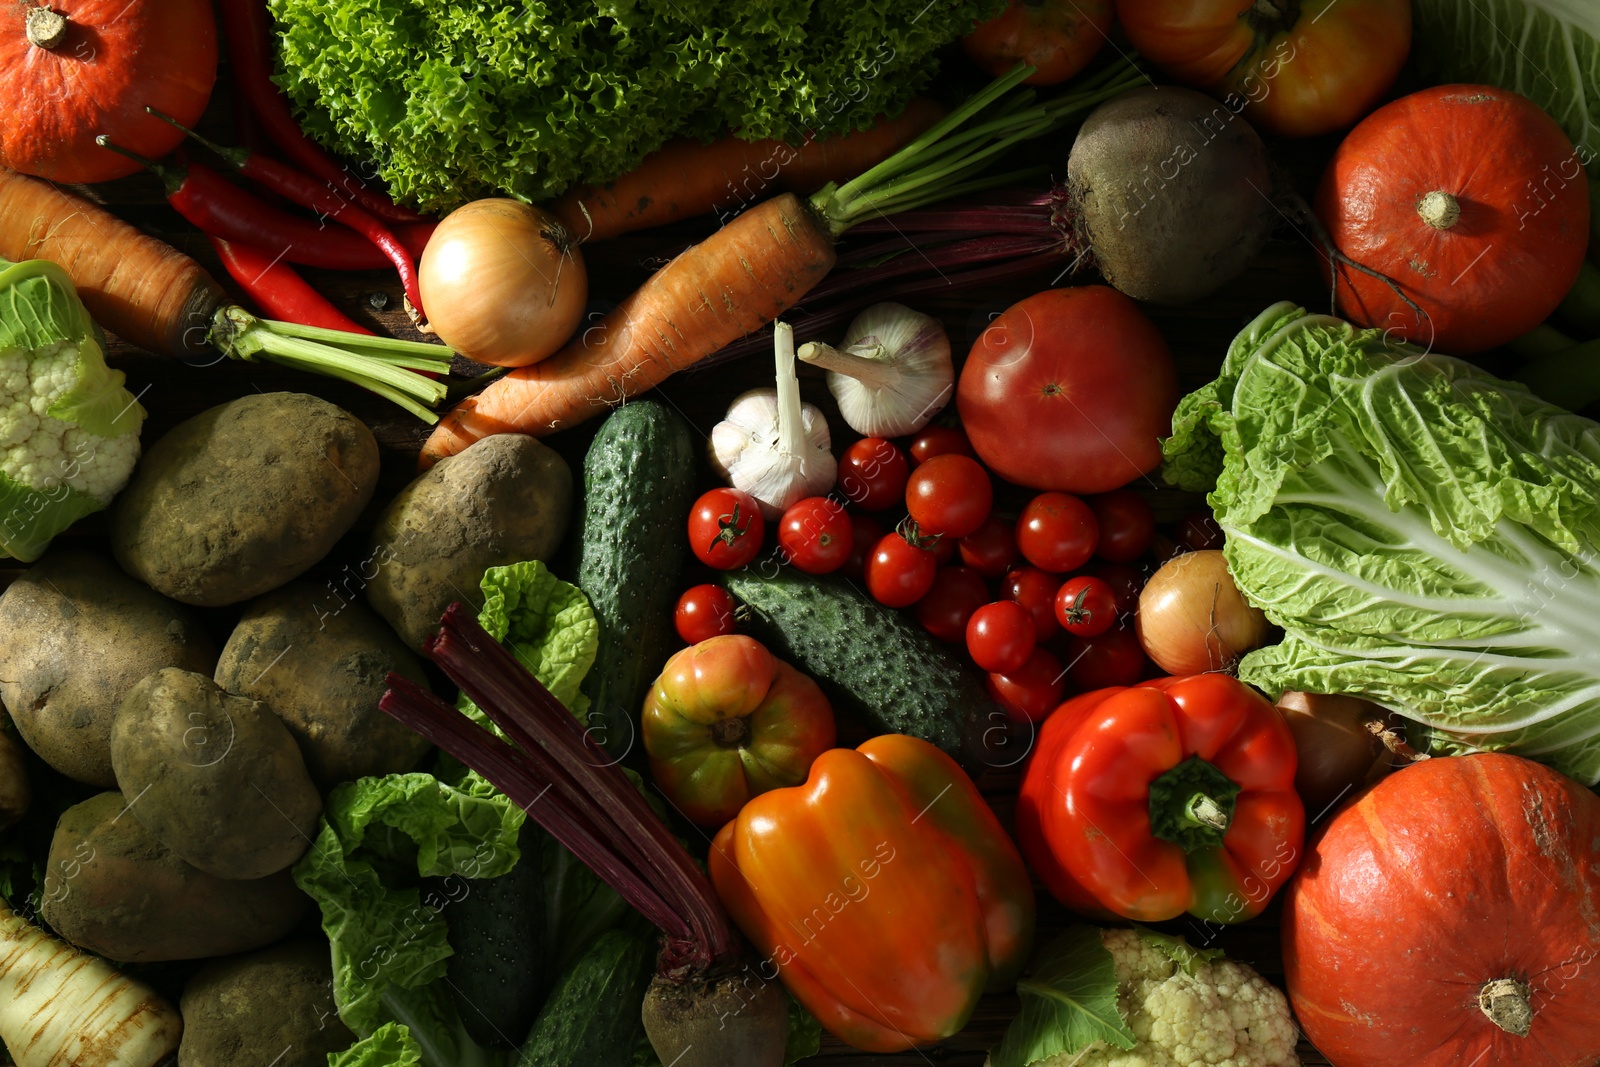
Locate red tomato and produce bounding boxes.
[957,287,1178,494]
[916,566,991,644]
[1083,560,1146,620]
[1017,492,1098,573]
[839,511,886,582]
[1116,0,1411,138]
[838,438,910,512]
[929,531,958,566]
[675,585,739,644]
[1061,626,1148,690]
[906,454,993,539]
[1054,576,1116,638]
[865,530,938,608]
[966,601,1036,674]
[962,0,1112,86]
[1088,490,1154,563]
[1179,511,1225,552]
[987,648,1066,724]
[959,514,1018,579]
[777,497,853,575]
[688,488,765,570]
[907,425,976,465]
[1001,565,1061,642]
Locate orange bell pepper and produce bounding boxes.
[708,734,1035,1053]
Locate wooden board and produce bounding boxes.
[0,82,1353,1067]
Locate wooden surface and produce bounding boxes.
[0,75,1381,1067]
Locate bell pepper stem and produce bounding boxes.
[1184,793,1229,832]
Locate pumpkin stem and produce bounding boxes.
[1418,191,1462,231]
[1478,977,1533,1037]
[25,7,68,50]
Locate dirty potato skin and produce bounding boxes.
[110,393,381,607]
[111,669,322,880]
[215,580,433,788]
[178,940,355,1067]
[0,728,30,832]
[0,549,217,787]
[41,793,309,963]
[366,433,573,650]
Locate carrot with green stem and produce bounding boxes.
[422,59,1143,464]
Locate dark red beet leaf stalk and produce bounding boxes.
[378,603,740,978]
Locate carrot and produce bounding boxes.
[423,192,834,460]
[422,60,1143,465]
[551,99,946,242]
[0,166,454,420]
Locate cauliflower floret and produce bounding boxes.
[1033,930,1300,1067]
[0,342,140,504]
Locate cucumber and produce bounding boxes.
[722,568,1009,770]
[574,400,696,761]
[438,827,548,1049]
[516,928,654,1067]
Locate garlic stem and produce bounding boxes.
[797,338,900,390]
[774,322,807,459]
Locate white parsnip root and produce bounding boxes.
[0,897,182,1067]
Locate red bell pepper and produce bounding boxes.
[1016,674,1304,923]
[709,734,1035,1052]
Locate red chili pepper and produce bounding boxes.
[150,107,426,315]
[216,0,423,224]
[208,235,372,334]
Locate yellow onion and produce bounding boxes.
[418,199,586,367]
[1276,691,1400,816]
[1135,549,1268,676]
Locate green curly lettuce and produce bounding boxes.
[267,0,1004,211]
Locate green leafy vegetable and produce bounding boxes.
[477,560,599,716]
[1134,926,1224,978]
[267,0,1004,211]
[1412,0,1599,176]
[991,926,1137,1067]
[1166,301,1600,783]
[329,1021,424,1067]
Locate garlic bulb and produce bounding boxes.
[709,321,836,518]
[797,302,952,437]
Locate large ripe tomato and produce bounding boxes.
[962,0,1113,86]
[958,287,1178,494]
[1115,0,1410,137]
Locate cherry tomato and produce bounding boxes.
[1179,511,1226,552]
[966,600,1036,674]
[1001,565,1061,642]
[929,532,958,566]
[865,529,938,608]
[674,585,739,644]
[1016,492,1098,573]
[1083,560,1146,620]
[688,488,765,570]
[963,0,1112,86]
[959,514,1018,579]
[907,425,976,465]
[777,497,853,575]
[1061,626,1148,690]
[1088,490,1155,563]
[987,648,1066,724]
[839,511,886,582]
[1054,576,1117,638]
[905,454,993,539]
[838,438,910,512]
[916,566,990,644]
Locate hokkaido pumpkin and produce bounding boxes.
[1283,753,1600,1067]
[1315,85,1590,356]
[0,0,218,184]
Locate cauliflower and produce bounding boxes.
[0,344,140,503]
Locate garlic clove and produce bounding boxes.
[799,302,952,438]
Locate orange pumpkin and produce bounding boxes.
[0,0,218,184]
[1283,753,1600,1067]
[1315,85,1590,356]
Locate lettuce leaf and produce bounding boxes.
[990,926,1137,1067]
[329,1022,422,1067]
[1166,302,1600,783]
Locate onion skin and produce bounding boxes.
[1135,549,1267,676]
[1276,691,1395,816]
[418,199,586,367]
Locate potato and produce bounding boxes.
[366,433,572,649]
[178,940,355,1067]
[214,581,432,788]
[110,393,380,607]
[111,669,321,880]
[0,549,217,787]
[0,728,30,832]
[41,793,309,963]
